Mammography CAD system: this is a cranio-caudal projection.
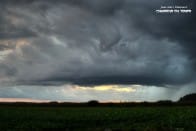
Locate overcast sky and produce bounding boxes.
[0,0,195,102]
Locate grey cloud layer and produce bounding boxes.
[0,0,195,86]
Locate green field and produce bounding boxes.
[0,106,196,131]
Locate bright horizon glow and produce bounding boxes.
[74,85,137,92]
[0,98,50,103]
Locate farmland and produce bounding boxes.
[0,105,196,131]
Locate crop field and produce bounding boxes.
[0,106,196,131]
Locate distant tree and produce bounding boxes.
[179,93,196,102]
[156,100,173,105]
[87,100,99,106]
[49,101,59,105]
[157,100,173,103]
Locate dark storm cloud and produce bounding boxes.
[0,2,36,51]
[62,0,196,58]
[0,10,36,40]
[64,0,124,15]
[124,0,196,57]
[0,0,195,86]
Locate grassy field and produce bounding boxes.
[0,106,196,131]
